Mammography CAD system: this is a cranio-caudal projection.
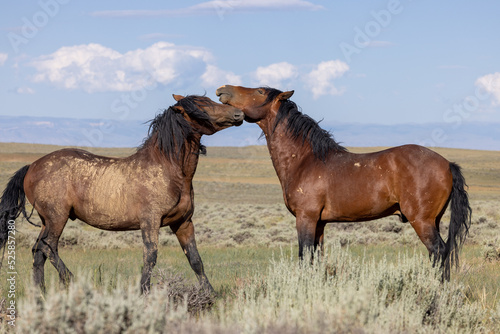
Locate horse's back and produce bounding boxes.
[309,144,453,221]
[347,144,452,195]
[23,148,168,228]
[25,148,120,194]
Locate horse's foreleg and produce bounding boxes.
[315,222,326,257]
[171,219,213,293]
[296,211,320,260]
[140,227,159,294]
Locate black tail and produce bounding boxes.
[443,162,472,279]
[0,165,32,253]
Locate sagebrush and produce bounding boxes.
[8,244,498,333]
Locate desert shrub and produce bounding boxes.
[217,245,491,333]
[477,216,487,225]
[152,267,214,315]
[12,244,498,333]
[381,221,403,233]
[17,270,214,334]
[484,239,500,262]
[231,231,254,244]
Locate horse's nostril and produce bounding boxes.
[234,111,244,120]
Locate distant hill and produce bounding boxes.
[1,115,499,150]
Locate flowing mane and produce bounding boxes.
[262,87,347,162]
[140,95,215,160]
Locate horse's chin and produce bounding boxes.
[244,116,259,123]
[217,120,243,128]
[232,120,244,127]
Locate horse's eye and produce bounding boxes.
[257,89,264,95]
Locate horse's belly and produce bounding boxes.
[83,218,141,231]
[75,207,142,231]
[322,191,398,222]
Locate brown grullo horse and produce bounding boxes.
[0,94,244,293]
[216,85,471,279]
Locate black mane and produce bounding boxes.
[140,95,215,160]
[262,87,347,162]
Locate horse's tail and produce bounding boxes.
[0,165,32,253]
[443,162,472,279]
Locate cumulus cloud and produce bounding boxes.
[30,42,219,93]
[475,72,500,105]
[0,53,8,66]
[254,62,298,88]
[305,60,349,99]
[91,0,324,18]
[201,65,242,87]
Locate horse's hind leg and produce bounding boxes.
[171,219,213,292]
[35,213,73,288]
[32,222,49,292]
[409,219,446,268]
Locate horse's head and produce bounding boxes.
[216,85,294,123]
[172,94,244,135]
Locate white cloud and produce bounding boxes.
[91,0,324,17]
[475,72,500,105]
[254,62,298,88]
[0,53,8,66]
[31,42,215,93]
[201,65,241,87]
[305,60,349,99]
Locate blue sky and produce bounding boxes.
[1,0,500,130]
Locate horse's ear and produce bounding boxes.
[278,90,294,101]
[172,94,185,101]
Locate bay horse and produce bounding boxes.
[0,94,244,293]
[216,85,471,279]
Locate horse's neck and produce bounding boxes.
[179,141,201,180]
[259,119,310,184]
[136,136,201,181]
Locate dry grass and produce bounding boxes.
[1,143,499,332]
[5,245,499,333]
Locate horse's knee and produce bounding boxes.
[190,254,204,274]
[297,230,315,259]
[140,247,158,294]
[144,248,158,268]
[32,246,48,292]
[183,242,203,272]
[32,248,47,266]
[295,213,320,258]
